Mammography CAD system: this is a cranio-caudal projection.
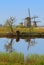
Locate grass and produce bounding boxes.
[0,26,44,34]
[0,52,44,65]
[26,54,44,65]
[0,52,24,65]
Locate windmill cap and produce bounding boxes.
[25,17,30,20]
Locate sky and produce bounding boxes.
[0,0,44,56]
[0,0,44,25]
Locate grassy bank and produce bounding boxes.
[0,26,44,33]
[0,52,44,65]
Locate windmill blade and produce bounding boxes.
[35,21,40,22]
[32,21,40,22]
[28,8,31,18]
[31,16,39,21]
[32,16,38,19]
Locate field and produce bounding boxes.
[0,26,44,34]
[0,52,44,65]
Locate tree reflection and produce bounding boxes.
[4,38,14,52]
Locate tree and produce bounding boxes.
[5,16,15,33]
[4,16,15,52]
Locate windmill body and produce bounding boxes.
[24,17,31,27]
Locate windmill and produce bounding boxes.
[24,8,39,27]
[24,8,32,27]
[32,16,40,27]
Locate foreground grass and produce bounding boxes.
[26,54,44,65]
[0,52,24,65]
[0,52,44,65]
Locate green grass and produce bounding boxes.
[0,26,44,34]
[26,54,44,65]
[0,52,44,65]
[0,52,24,65]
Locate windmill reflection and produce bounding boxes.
[26,38,37,50]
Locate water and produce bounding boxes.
[0,38,44,56]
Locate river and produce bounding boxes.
[0,38,44,56]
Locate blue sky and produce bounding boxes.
[0,0,44,25]
[0,0,44,55]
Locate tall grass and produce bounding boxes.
[26,54,44,65]
[0,52,24,65]
[0,52,44,65]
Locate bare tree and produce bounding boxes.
[4,16,15,52]
[5,16,15,33]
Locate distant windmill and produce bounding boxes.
[32,16,40,27]
[24,8,31,27]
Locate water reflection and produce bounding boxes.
[27,39,37,50]
[4,38,14,52]
[4,38,37,52]
[0,38,44,55]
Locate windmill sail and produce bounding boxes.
[28,8,31,27]
[28,8,30,17]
